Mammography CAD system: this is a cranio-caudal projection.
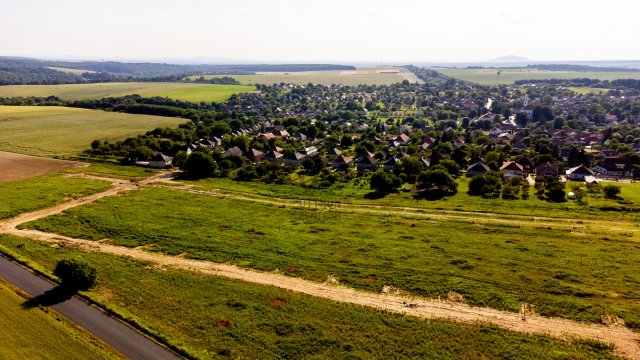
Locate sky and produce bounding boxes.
[2,0,639,63]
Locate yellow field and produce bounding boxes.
[188,67,423,86]
[0,82,255,103]
[433,67,640,85]
[0,106,186,157]
[568,87,611,95]
[47,67,97,75]
[0,280,118,360]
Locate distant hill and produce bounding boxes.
[0,57,356,85]
[487,55,532,63]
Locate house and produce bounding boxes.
[274,129,290,138]
[246,148,264,162]
[264,150,284,163]
[258,132,276,140]
[356,155,377,172]
[535,162,559,177]
[595,157,633,177]
[326,148,342,159]
[566,165,595,181]
[224,146,243,157]
[466,162,490,177]
[283,152,306,166]
[383,152,408,172]
[500,161,524,178]
[452,138,465,149]
[515,157,535,173]
[332,156,353,171]
[149,152,173,168]
[523,104,536,120]
[299,146,318,156]
[419,157,430,170]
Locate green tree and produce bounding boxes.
[417,167,458,196]
[54,259,97,291]
[184,152,218,179]
[370,171,401,195]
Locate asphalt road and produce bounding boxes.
[0,255,181,360]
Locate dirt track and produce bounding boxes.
[2,173,639,359]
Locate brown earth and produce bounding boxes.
[0,151,87,182]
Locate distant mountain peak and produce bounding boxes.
[488,55,532,63]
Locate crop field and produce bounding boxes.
[0,106,186,157]
[187,67,422,86]
[0,151,87,182]
[0,279,118,360]
[0,82,255,103]
[432,67,640,85]
[22,186,640,328]
[0,234,619,359]
[0,172,111,220]
[46,66,97,75]
[568,87,613,95]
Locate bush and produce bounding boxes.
[602,184,621,199]
[184,152,218,179]
[370,171,401,195]
[54,259,97,290]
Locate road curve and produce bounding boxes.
[0,255,181,360]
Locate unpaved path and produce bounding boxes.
[151,181,638,233]
[2,173,639,359]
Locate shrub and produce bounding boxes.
[602,184,621,199]
[54,259,97,291]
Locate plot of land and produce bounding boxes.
[0,151,87,182]
[0,280,118,360]
[23,185,640,329]
[0,106,186,157]
[46,66,97,75]
[188,67,422,86]
[433,67,640,85]
[0,82,255,103]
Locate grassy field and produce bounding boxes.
[187,67,422,86]
[0,106,186,157]
[0,279,119,360]
[0,234,620,359]
[568,87,612,95]
[432,67,640,85]
[23,186,640,328]
[0,172,110,220]
[190,176,640,222]
[0,82,255,103]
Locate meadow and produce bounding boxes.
[0,172,110,220]
[0,82,255,103]
[187,67,422,86]
[22,186,640,328]
[432,67,640,85]
[0,106,186,157]
[0,234,620,359]
[0,279,119,360]
[190,176,640,222]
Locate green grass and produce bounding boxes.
[187,67,421,86]
[568,87,612,95]
[0,82,255,103]
[0,234,620,360]
[0,106,186,157]
[23,186,640,328]
[432,67,640,85]
[189,176,640,222]
[0,173,111,220]
[0,279,119,360]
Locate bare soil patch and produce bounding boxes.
[0,151,87,182]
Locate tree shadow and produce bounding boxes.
[22,286,76,309]
[364,191,389,200]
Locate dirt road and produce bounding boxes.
[2,173,639,359]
